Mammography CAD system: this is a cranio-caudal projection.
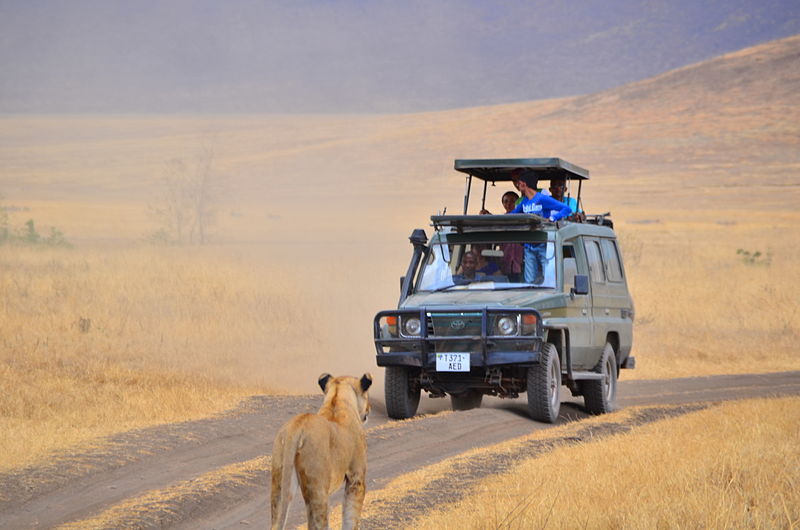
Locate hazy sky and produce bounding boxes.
[1,0,799,113]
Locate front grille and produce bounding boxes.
[429,312,482,336]
[428,312,482,352]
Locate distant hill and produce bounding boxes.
[0,34,798,235]
[1,0,799,113]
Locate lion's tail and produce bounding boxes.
[271,427,303,530]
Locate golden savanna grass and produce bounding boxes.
[386,398,800,529]
[3,208,799,470]
[2,200,799,471]
[0,244,378,471]
[614,210,800,380]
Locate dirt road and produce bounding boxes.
[1,371,797,529]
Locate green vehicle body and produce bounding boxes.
[373,158,635,422]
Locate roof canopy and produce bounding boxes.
[454,158,589,182]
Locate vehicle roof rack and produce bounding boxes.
[584,212,614,228]
[454,158,590,182]
[431,214,547,233]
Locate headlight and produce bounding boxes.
[496,316,518,336]
[403,317,422,336]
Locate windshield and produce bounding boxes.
[416,236,557,292]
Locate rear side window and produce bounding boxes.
[584,240,605,283]
[601,239,624,282]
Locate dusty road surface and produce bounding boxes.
[1,371,798,529]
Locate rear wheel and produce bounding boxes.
[450,390,483,411]
[581,343,618,414]
[527,343,561,423]
[385,366,420,419]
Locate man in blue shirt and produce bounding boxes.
[508,173,571,284]
[510,173,573,220]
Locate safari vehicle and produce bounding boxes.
[373,158,635,422]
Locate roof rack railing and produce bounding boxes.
[430,213,549,233]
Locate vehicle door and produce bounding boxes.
[583,237,611,362]
[599,237,634,359]
[562,238,594,370]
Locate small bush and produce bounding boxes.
[736,248,771,266]
[0,211,72,248]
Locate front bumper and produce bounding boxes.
[374,307,543,369]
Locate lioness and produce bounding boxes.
[271,373,373,530]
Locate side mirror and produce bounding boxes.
[571,274,589,296]
[399,275,406,293]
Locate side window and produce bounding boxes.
[584,240,605,283]
[601,239,624,282]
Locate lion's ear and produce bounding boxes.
[318,373,333,393]
[360,373,373,392]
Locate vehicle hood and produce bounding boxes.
[400,289,566,310]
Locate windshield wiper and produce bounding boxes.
[430,284,458,292]
[491,284,552,290]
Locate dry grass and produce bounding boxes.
[0,245,361,471]
[400,397,800,529]
[1,205,798,471]
[615,210,800,380]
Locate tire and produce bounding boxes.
[385,366,421,419]
[581,343,618,415]
[450,390,483,411]
[527,343,561,423]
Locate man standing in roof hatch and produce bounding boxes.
[509,172,572,221]
[508,172,572,284]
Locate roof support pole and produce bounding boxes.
[463,175,473,214]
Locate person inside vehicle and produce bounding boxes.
[501,190,519,213]
[500,191,523,282]
[480,170,525,215]
[453,251,485,284]
[549,178,585,221]
[510,169,524,206]
[472,244,501,275]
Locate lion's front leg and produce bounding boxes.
[342,472,366,530]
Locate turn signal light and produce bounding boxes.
[383,316,398,337]
[522,313,538,335]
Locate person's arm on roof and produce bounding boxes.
[539,195,573,221]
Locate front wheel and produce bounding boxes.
[527,343,561,423]
[385,366,421,419]
[581,343,618,415]
[450,390,483,411]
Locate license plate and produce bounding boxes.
[436,353,470,372]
